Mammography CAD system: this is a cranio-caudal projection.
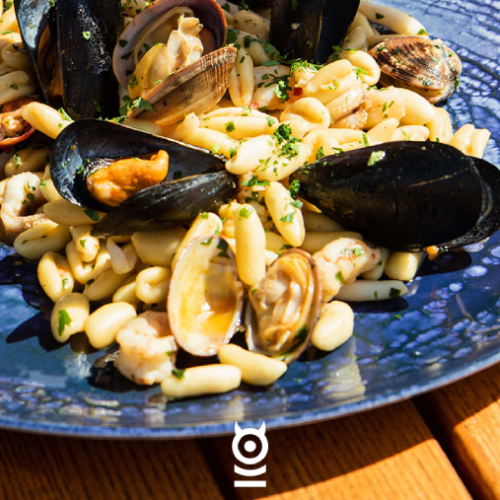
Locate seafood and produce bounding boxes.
[167,235,244,357]
[114,311,178,385]
[290,142,500,252]
[49,119,237,235]
[0,97,36,152]
[270,0,360,62]
[113,0,237,125]
[0,172,46,243]
[369,37,462,103]
[15,0,122,118]
[245,249,321,364]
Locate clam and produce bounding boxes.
[15,0,122,118]
[290,142,500,252]
[245,249,322,364]
[50,119,237,236]
[113,0,237,125]
[168,235,244,357]
[270,0,360,62]
[369,37,462,103]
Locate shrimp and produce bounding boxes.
[0,172,46,243]
[313,237,381,302]
[114,311,178,385]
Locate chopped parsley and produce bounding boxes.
[172,368,186,379]
[241,175,269,187]
[316,146,325,160]
[201,236,213,246]
[362,133,369,147]
[375,12,385,19]
[280,212,295,223]
[217,239,230,259]
[390,287,401,298]
[82,31,91,40]
[225,121,235,133]
[57,309,71,336]
[200,213,208,219]
[367,151,386,166]
[84,209,99,221]
[335,271,344,285]
[289,179,300,199]
[239,206,252,218]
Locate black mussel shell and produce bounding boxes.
[270,0,360,62]
[291,142,489,251]
[270,0,323,62]
[15,0,60,106]
[316,0,360,62]
[92,171,235,236]
[57,0,122,120]
[51,119,229,210]
[442,157,500,248]
[50,119,236,235]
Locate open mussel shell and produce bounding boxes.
[290,142,500,252]
[15,0,59,106]
[369,37,462,103]
[50,119,236,235]
[245,249,321,365]
[129,46,237,126]
[168,235,244,357]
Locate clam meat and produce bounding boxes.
[246,249,321,364]
[168,235,244,357]
[113,0,237,125]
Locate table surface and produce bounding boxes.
[3,363,500,500]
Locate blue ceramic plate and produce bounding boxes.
[1,0,500,438]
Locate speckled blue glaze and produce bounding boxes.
[1,0,500,438]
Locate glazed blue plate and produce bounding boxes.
[1,0,500,438]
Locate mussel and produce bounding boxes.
[270,0,360,62]
[50,119,237,235]
[15,0,122,119]
[369,37,462,103]
[113,0,237,125]
[168,235,244,356]
[290,142,500,252]
[245,249,321,364]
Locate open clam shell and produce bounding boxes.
[369,37,462,103]
[168,235,244,357]
[50,119,236,235]
[245,249,322,365]
[290,142,500,252]
[128,46,237,126]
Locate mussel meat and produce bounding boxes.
[50,119,237,235]
[113,0,236,125]
[369,37,462,103]
[290,141,500,252]
[245,249,321,364]
[168,235,244,357]
[15,0,122,119]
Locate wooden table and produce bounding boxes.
[3,364,500,500]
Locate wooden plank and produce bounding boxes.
[419,363,500,500]
[0,430,224,500]
[202,400,471,500]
